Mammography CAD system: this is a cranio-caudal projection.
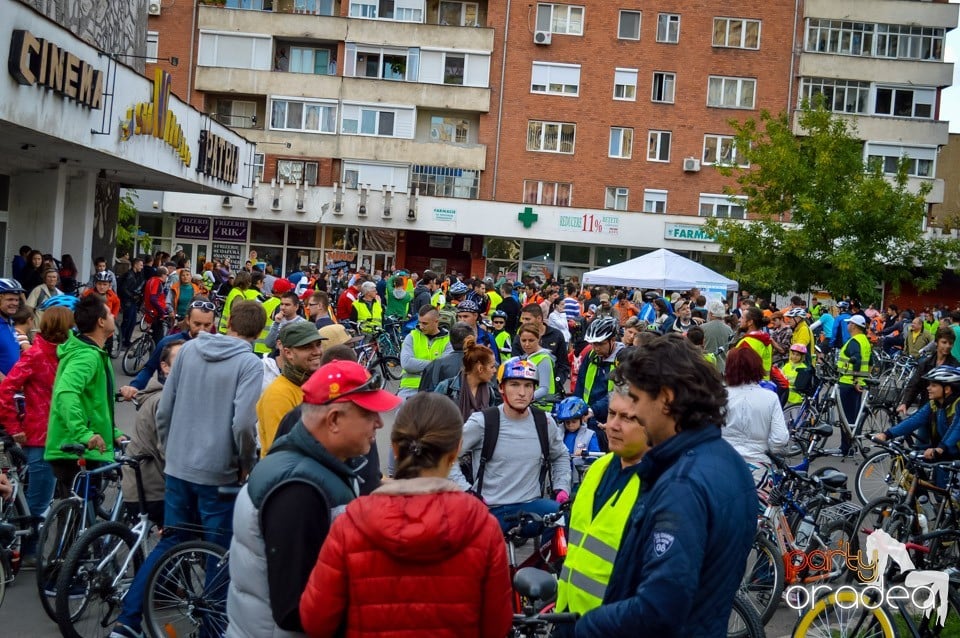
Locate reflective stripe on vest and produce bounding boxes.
[781,360,808,405]
[218,288,245,333]
[254,297,282,354]
[738,336,772,380]
[528,351,555,394]
[352,299,383,332]
[494,331,512,354]
[399,331,450,389]
[581,355,616,404]
[556,453,640,615]
[838,333,871,385]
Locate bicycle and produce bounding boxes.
[345,321,402,381]
[122,332,155,376]
[0,439,31,581]
[503,505,569,613]
[510,567,577,638]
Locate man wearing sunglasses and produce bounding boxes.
[118,298,216,400]
[228,360,401,637]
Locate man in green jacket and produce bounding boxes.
[45,294,125,491]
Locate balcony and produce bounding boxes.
[792,112,949,147]
[805,0,959,28]
[798,53,954,87]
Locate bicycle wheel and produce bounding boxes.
[54,520,142,638]
[855,451,899,504]
[861,406,894,437]
[849,496,898,575]
[782,405,806,458]
[143,540,230,638]
[728,591,765,638]
[890,581,960,634]
[740,532,783,625]
[122,335,154,376]
[36,499,83,622]
[816,518,856,582]
[379,355,403,381]
[791,588,896,637]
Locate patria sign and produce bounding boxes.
[119,68,191,166]
[8,29,103,109]
[197,130,239,184]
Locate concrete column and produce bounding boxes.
[61,170,97,284]
[8,166,68,258]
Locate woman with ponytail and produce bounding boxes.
[434,335,502,421]
[300,393,513,638]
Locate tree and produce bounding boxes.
[115,189,151,256]
[703,104,960,300]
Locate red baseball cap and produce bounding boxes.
[272,278,295,294]
[302,360,402,412]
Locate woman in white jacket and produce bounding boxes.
[722,346,789,485]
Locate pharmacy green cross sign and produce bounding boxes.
[518,206,539,229]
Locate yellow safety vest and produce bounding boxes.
[791,322,815,362]
[352,299,383,332]
[924,320,939,336]
[838,333,872,386]
[399,330,450,389]
[781,360,808,405]
[737,335,772,380]
[430,290,445,308]
[556,453,641,615]
[486,291,503,316]
[494,330,512,354]
[255,296,282,355]
[581,354,616,404]
[218,288,246,334]
[527,351,556,396]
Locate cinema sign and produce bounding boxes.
[7,29,103,109]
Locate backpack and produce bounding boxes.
[438,303,457,331]
[461,407,552,499]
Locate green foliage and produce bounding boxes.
[704,103,960,299]
[115,190,152,255]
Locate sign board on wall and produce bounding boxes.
[211,242,242,265]
[664,223,716,242]
[196,130,240,184]
[428,235,453,249]
[119,68,191,166]
[8,29,103,109]
[175,215,210,239]
[558,212,620,236]
[433,207,456,221]
[212,218,248,242]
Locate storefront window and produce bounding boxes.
[285,248,321,273]
[559,243,590,265]
[361,228,397,252]
[250,221,285,245]
[288,223,321,248]
[248,245,283,273]
[596,246,628,266]
[630,248,653,260]
[522,241,554,262]
[137,215,165,237]
[324,226,360,251]
[484,238,520,261]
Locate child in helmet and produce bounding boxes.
[781,343,813,406]
[556,396,600,484]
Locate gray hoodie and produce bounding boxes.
[157,331,263,485]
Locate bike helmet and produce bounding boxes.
[449,281,469,296]
[0,279,24,295]
[492,310,507,320]
[785,307,807,319]
[584,316,619,343]
[643,291,659,301]
[923,365,960,386]
[39,294,79,311]
[456,299,480,314]
[93,271,112,283]
[555,397,589,421]
[497,357,538,384]
[837,300,850,310]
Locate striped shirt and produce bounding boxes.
[563,296,582,320]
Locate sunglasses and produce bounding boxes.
[189,300,216,312]
[322,372,384,406]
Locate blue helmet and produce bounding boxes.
[555,397,589,421]
[39,295,79,311]
[497,357,538,384]
[0,278,24,295]
[449,281,469,296]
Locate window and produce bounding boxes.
[523,180,573,206]
[439,1,479,26]
[342,162,409,191]
[418,50,489,87]
[652,71,675,103]
[699,194,745,219]
[349,0,424,21]
[270,98,337,133]
[293,0,335,16]
[226,0,266,8]
[430,116,470,143]
[346,44,420,82]
[277,160,319,186]
[536,3,584,36]
[874,86,935,119]
[341,103,415,138]
[613,68,637,101]
[252,153,265,181]
[411,165,479,198]
[799,78,869,114]
[805,19,874,56]
[805,19,945,61]
[605,187,629,211]
[527,121,576,154]
[216,99,257,128]
[712,18,760,49]
[609,127,633,158]
[619,10,641,40]
[875,24,945,61]
[643,189,667,214]
[146,31,159,63]
[707,76,756,109]
[285,46,332,75]
[531,62,580,96]
[647,130,671,162]
[198,32,272,70]
[703,134,747,167]
[656,14,680,43]
[866,144,936,178]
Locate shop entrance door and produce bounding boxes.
[359,252,394,275]
[172,241,210,273]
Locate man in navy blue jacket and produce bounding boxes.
[575,333,757,638]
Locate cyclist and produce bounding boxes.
[399,306,452,400]
[836,314,871,455]
[349,281,383,334]
[143,265,170,344]
[454,299,501,364]
[438,280,467,330]
[83,271,120,354]
[449,358,571,539]
[573,317,624,442]
[518,323,556,403]
[786,306,816,365]
[874,365,960,461]
[0,279,25,377]
[555,396,601,482]
[490,309,513,359]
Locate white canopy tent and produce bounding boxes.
[581,249,739,292]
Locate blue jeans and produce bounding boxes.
[490,498,559,545]
[121,302,138,346]
[116,475,236,631]
[23,446,55,555]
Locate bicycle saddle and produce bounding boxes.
[513,567,557,601]
[811,424,835,439]
[814,468,848,490]
[60,443,87,456]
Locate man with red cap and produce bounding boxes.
[227,360,402,638]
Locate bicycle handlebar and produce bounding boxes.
[512,612,579,626]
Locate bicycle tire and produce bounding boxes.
[860,406,894,437]
[728,591,765,638]
[855,451,899,504]
[889,579,960,633]
[849,496,898,578]
[782,404,806,458]
[791,588,896,637]
[122,335,154,376]
[0,486,29,578]
[0,553,7,609]
[740,532,783,625]
[816,518,856,582]
[36,498,83,622]
[54,520,142,638]
[379,355,403,381]
[143,540,230,638]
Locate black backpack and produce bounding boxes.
[463,407,552,499]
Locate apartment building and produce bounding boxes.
[142,0,956,282]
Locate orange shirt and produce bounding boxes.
[83,287,121,316]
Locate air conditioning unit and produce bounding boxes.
[683,157,701,172]
[534,30,552,45]
[148,1,161,15]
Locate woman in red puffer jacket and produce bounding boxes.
[300,392,513,638]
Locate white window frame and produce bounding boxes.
[439,1,480,27]
[707,76,756,109]
[613,68,637,101]
[536,3,585,36]
[341,103,415,138]
[349,0,424,22]
[609,127,633,159]
[656,13,680,43]
[618,10,641,40]
[531,62,581,96]
[651,71,676,103]
[430,115,471,144]
[198,31,272,70]
[269,97,338,134]
[703,134,747,167]
[216,99,258,128]
[347,44,420,82]
[699,193,746,219]
[146,31,159,63]
[252,152,265,181]
[605,186,629,211]
[647,130,671,162]
[643,189,667,214]
[277,159,319,186]
[527,120,576,154]
[799,77,870,114]
[523,180,573,206]
[873,85,936,120]
[712,17,761,50]
[865,143,937,179]
[286,45,333,75]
